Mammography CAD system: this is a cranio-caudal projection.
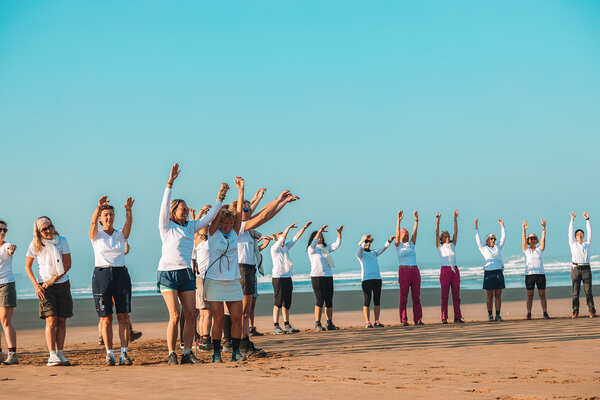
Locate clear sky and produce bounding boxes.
[1,1,599,292]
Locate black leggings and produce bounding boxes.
[311,276,334,308]
[362,279,382,307]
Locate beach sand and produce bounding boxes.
[2,291,600,400]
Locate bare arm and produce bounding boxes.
[376,237,394,256]
[244,191,299,231]
[258,236,272,251]
[435,212,440,248]
[522,220,528,252]
[208,209,224,236]
[328,225,344,252]
[25,256,46,301]
[89,196,108,240]
[249,188,266,213]
[233,177,244,233]
[395,211,403,246]
[452,209,459,245]
[280,223,297,247]
[411,211,419,245]
[540,218,547,251]
[122,197,134,239]
[293,221,312,242]
[43,253,72,289]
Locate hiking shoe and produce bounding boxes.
[374,321,384,328]
[249,327,264,337]
[442,319,448,325]
[47,353,62,367]
[526,313,532,320]
[365,322,374,328]
[98,336,104,346]
[590,313,597,319]
[326,321,339,331]
[273,325,284,335]
[416,321,425,326]
[130,330,143,342]
[231,349,245,362]
[199,338,212,352]
[180,353,202,364]
[222,339,233,353]
[168,352,178,366]
[104,354,116,366]
[402,322,409,327]
[454,318,465,324]
[283,324,300,334]
[543,312,551,320]
[119,352,133,366]
[495,315,502,322]
[3,352,18,365]
[211,351,222,363]
[247,340,263,355]
[315,322,326,332]
[57,352,70,366]
[572,312,578,319]
[488,314,494,322]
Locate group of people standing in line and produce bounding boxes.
[0,163,596,366]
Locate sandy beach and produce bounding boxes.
[2,289,599,400]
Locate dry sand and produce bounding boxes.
[1,297,599,399]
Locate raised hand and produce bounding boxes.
[398,210,404,220]
[435,211,441,219]
[498,219,505,227]
[217,183,229,201]
[190,208,197,220]
[168,163,180,186]
[234,176,245,189]
[284,195,300,203]
[97,195,109,208]
[336,225,344,234]
[522,220,528,229]
[276,190,292,202]
[474,218,479,230]
[388,235,395,243]
[583,211,590,220]
[541,218,547,229]
[570,211,577,219]
[318,225,328,233]
[124,197,134,211]
[200,205,212,215]
[303,221,312,229]
[454,209,459,218]
[7,244,16,255]
[413,210,419,220]
[287,223,298,230]
[257,188,267,197]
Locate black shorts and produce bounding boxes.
[93,267,132,317]
[39,281,73,319]
[362,279,382,307]
[525,274,546,290]
[483,269,505,290]
[239,264,257,296]
[272,277,293,309]
[311,276,334,308]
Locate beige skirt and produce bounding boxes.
[204,278,243,302]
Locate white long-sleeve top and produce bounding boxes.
[569,219,592,264]
[270,237,298,278]
[158,187,221,271]
[308,237,341,277]
[475,227,505,271]
[357,241,390,281]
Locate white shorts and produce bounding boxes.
[204,278,243,302]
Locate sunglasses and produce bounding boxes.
[489,237,497,241]
[0,228,7,233]
[365,239,373,243]
[243,207,250,212]
[40,225,54,233]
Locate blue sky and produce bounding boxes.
[1,1,599,292]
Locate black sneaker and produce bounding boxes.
[326,321,339,331]
[130,330,143,342]
[373,321,384,328]
[442,319,448,324]
[416,321,425,326]
[249,327,264,337]
[488,314,494,322]
[180,353,202,364]
[495,314,502,322]
[454,318,465,323]
[543,312,550,320]
[402,322,409,327]
[168,352,178,366]
[526,313,532,320]
[315,322,326,332]
[199,338,212,352]
[283,324,300,334]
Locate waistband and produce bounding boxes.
[95,265,126,269]
[441,265,458,268]
[572,263,590,268]
[398,265,419,268]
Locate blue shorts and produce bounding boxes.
[93,266,132,317]
[157,269,196,293]
[483,269,505,290]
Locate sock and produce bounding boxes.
[183,348,191,355]
[232,338,241,352]
[274,322,280,327]
[326,319,332,325]
[212,339,221,352]
[496,310,500,316]
[223,314,232,339]
[315,320,322,325]
[8,347,16,353]
[107,349,115,357]
[284,321,290,326]
[488,310,493,316]
[242,335,249,342]
[121,347,128,355]
[168,350,175,356]
[50,350,58,358]
[57,350,65,357]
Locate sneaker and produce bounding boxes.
[57,351,70,366]
[211,351,222,363]
[315,322,326,332]
[231,349,245,362]
[168,352,178,366]
[119,352,133,366]
[416,321,425,326]
[47,353,62,367]
[222,339,233,353]
[365,322,374,328]
[283,324,300,334]
[104,354,116,366]
[572,312,579,319]
[488,314,494,322]
[199,338,212,352]
[526,313,532,320]
[249,327,264,337]
[180,353,202,364]
[98,336,104,346]
[247,340,264,355]
[274,325,284,335]
[179,342,185,350]
[590,313,597,319]
[402,322,409,327]
[495,315,502,322]
[326,321,339,331]
[543,312,551,320]
[130,330,143,342]
[374,321,384,328]
[442,319,448,325]
[3,352,19,365]
[454,318,465,324]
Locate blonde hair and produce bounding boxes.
[169,199,185,223]
[33,216,59,253]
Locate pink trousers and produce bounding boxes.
[398,266,422,323]
[440,266,462,320]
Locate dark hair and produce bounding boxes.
[575,229,585,236]
[307,230,327,248]
[98,204,115,227]
[0,220,6,227]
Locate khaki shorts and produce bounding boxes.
[39,281,73,319]
[0,282,17,308]
[195,276,209,310]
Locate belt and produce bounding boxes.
[95,265,126,268]
[572,263,590,268]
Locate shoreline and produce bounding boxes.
[11,285,598,330]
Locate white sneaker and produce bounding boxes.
[47,353,62,366]
[57,351,70,366]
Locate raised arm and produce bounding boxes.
[583,212,592,245]
[521,220,528,252]
[568,212,576,245]
[293,221,312,243]
[192,183,228,233]
[258,236,272,251]
[376,236,394,256]
[280,223,297,248]
[395,211,403,246]
[122,197,134,239]
[411,211,419,245]
[244,190,299,231]
[89,195,109,240]
[249,188,267,213]
[452,209,459,245]
[435,212,441,248]
[474,218,483,249]
[233,177,244,233]
[328,225,343,252]
[540,218,547,251]
[310,225,328,252]
[159,163,180,238]
[498,219,506,248]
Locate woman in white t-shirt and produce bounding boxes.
[89,195,135,366]
[24,217,73,367]
[0,220,18,365]
[395,210,423,326]
[435,210,464,324]
[190,205,212,352]
[522,219,549,320]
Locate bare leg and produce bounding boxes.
[200,309,211,337]
[539,289,548,313]
[209,302,225,340]
[116,313,130,348]
[161,290,180,353]
[325,307,333,321]
[100,315,113,351]
[495,289,502,314]
[56,317,67,351]
[178,291,197,349]
[227,301,243,339]
[282,307,290,323]
[526,290,534,314]
[486,290,494,313]
[362,306,370,324]
[45,316,58,352]
[314,305,322,323]
[0,307,16,349]
[242,294,253,337]
[273,306,280,325]
[250,296,257,329]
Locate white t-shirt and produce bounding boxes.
[396,242,417,266]
[205,230,240,281]
[26,236,70,284]
[237,222,256,265]
[357,241,390,281]
[475,229,506,271]
[437,243,456,266]
[524,247,545,275]
[91,229,126,267]
[192,240,210,277]
[0,243,15,284]
[568,219,592,264]
[308,237,341,277]
[270,237,298,278]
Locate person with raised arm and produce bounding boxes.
[0,220,18,365]
[522,218,549,320]
[270,221,312,334]
[25,217,73,366]
[474,218,506,322]
[357,233,394,328]
[395,210,423,326]
[569,212,596,318]
[307,224,343,331]
[436,210,464,324]
[190,205,212,352]
[89,195,136,366]
[157,163,226,365]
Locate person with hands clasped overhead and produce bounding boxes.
[0,220,18,365]
[395,211,423,326]
[357,233,394,328]
[568,212,596,318]
[269,221,312,335]
[90,195,136,366]
[474,218,506,322]
[436,210,464,324]
[307,224,343,331]
[522,218,550,320]
[24,217,73,366]
[157,163,225,365]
